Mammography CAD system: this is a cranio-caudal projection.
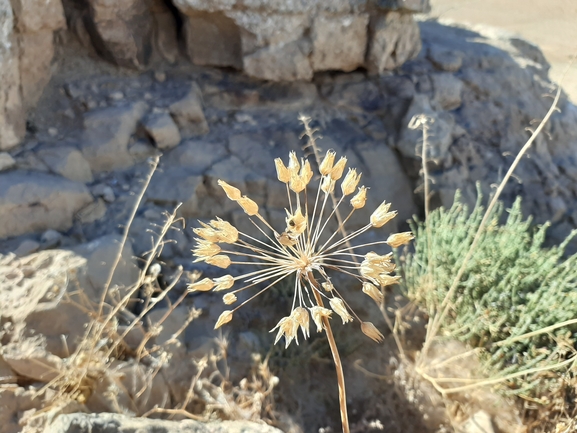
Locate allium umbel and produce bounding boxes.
[191,149,411,348]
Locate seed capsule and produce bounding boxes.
[188,277,215,292]
[362,282,384,304]
[218,180,242,201]
[386,232,414,248]
[214,275,235,291]
[310,306,332,332]
[319,150,336,176]
[215,310,233,329]
[274,158,291,183]
[329,298,353,324]
[237,196,259,216]
[206,255,231,269]
[361,322,384,343]
[330,157,347,180]
[341,169,361,196]
[223,293,237,305]
[350,186,368,209]
[370,201,397,228]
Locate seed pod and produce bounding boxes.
[218,180,242,200]
[206,255,231,269]
[341,169,362,196]
[329,297,353,324]
[188,277,215,292]
[237,196,259,216]
[362,282,384,304]
[370,201,397,228]
[210,218,239,243]
[321,176,335,194]
[215,310,233,329]
[330,157,347,180]
[386,232,414,248]
[310,306,332,332]
[274,158,291,183]
[361,322,384,343]
[350,186,368,209]
[300,160,314,185]
[291,307,310,339]
[223,293,237,305]
[288,151,300,177]
[319,150,336,176]
[214,275,235,291]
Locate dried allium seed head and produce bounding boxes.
[350,186,368,209]
[291,307,310,339]
[210,218,239,243]
[215,310,233,329]
[286,206,306,236]
[274,158,291,183]
[386,232,414,248]
[330,156,347,180]
[370,201,397,228]
[288,151,300,176]
[319,150,336,176]
[206,255,231,269]
[310,306,332,332]
[218,179,242,201]
[329,298,353,324]
[322,281,334,292]
[188,277,215,292]
[341,169,362,196]
[214,275,235,291]
[271,316,299,348]
[237,196,259,216]
[321,176,335,194]
[361,322,384,343]
[362,282,384,304]
[223,293,237,305]
[192,240,221,261]
[300,160,314,185]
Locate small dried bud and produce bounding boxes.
[192,240,221,261]
[223,293,237,305]
[214,275,235,291]
[188,277,215,292]
[215,310,233,329]
[205,255,231,269]
[285,206,306,236]
[274,158,291,183]
[341,169,362,196]
[362,282,384,304]
[330,156,347,180]
[310,306,332,332]
[291,307,310,339]
[370,201,397,228]
[386,232,414,248]
[210,218,239,243]
[319,150,336,176]
[237,196,259,216]
[300,160,313,185]
[271,316,299,348]
[288,151,300,177]
[322,281,334,292]
[218,180,242,201]
[350,186,368,209]
[321,176,335,194]
[361,322,384,343]
[329,298,353,324]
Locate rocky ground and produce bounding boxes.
[1,1,577,432]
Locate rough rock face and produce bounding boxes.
[0,171,92,238]
[174,0,427,81]
[0,0,65,150]
[46,413,283,433]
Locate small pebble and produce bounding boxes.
[14,239,40,257]
[154,71,166,82]
[48,127,58,137]
[109,91,124,101]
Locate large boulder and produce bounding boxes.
[173,0,427,80]
[0,171,92,239]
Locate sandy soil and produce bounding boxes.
[428,0,577,102]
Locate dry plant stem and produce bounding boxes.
[418,86,562,366]
[308,271,350,433]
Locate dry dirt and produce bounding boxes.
[428,0,577,102]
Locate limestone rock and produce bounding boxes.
[146,168,203,216]
[76,198,107,224]
[45,412,284,433]
[459,411,495,433]
[0,152,16,171]
[2,339,62,382]
[0,171,92,239]
[431,72,463,111]
[0,0,25,151]
[374,0,431,13]
[243,40,313,82]
[142,112,181,150]
[0,385,46,433]
[84,0,154,69]
[311,14,369,72]
[161,139,227,172]
[18,30,56,110]
[37,146,94,183]
[81,102,148,172]
[9,0,65,33]
[367,11,422,72]
[169,83,209,137]
[152,1,179,63]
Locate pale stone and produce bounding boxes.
[243,40,313,81]
[37,146,94,183]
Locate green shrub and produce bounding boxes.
[400,187,577,395]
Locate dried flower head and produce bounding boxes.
[192,149,411,346]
